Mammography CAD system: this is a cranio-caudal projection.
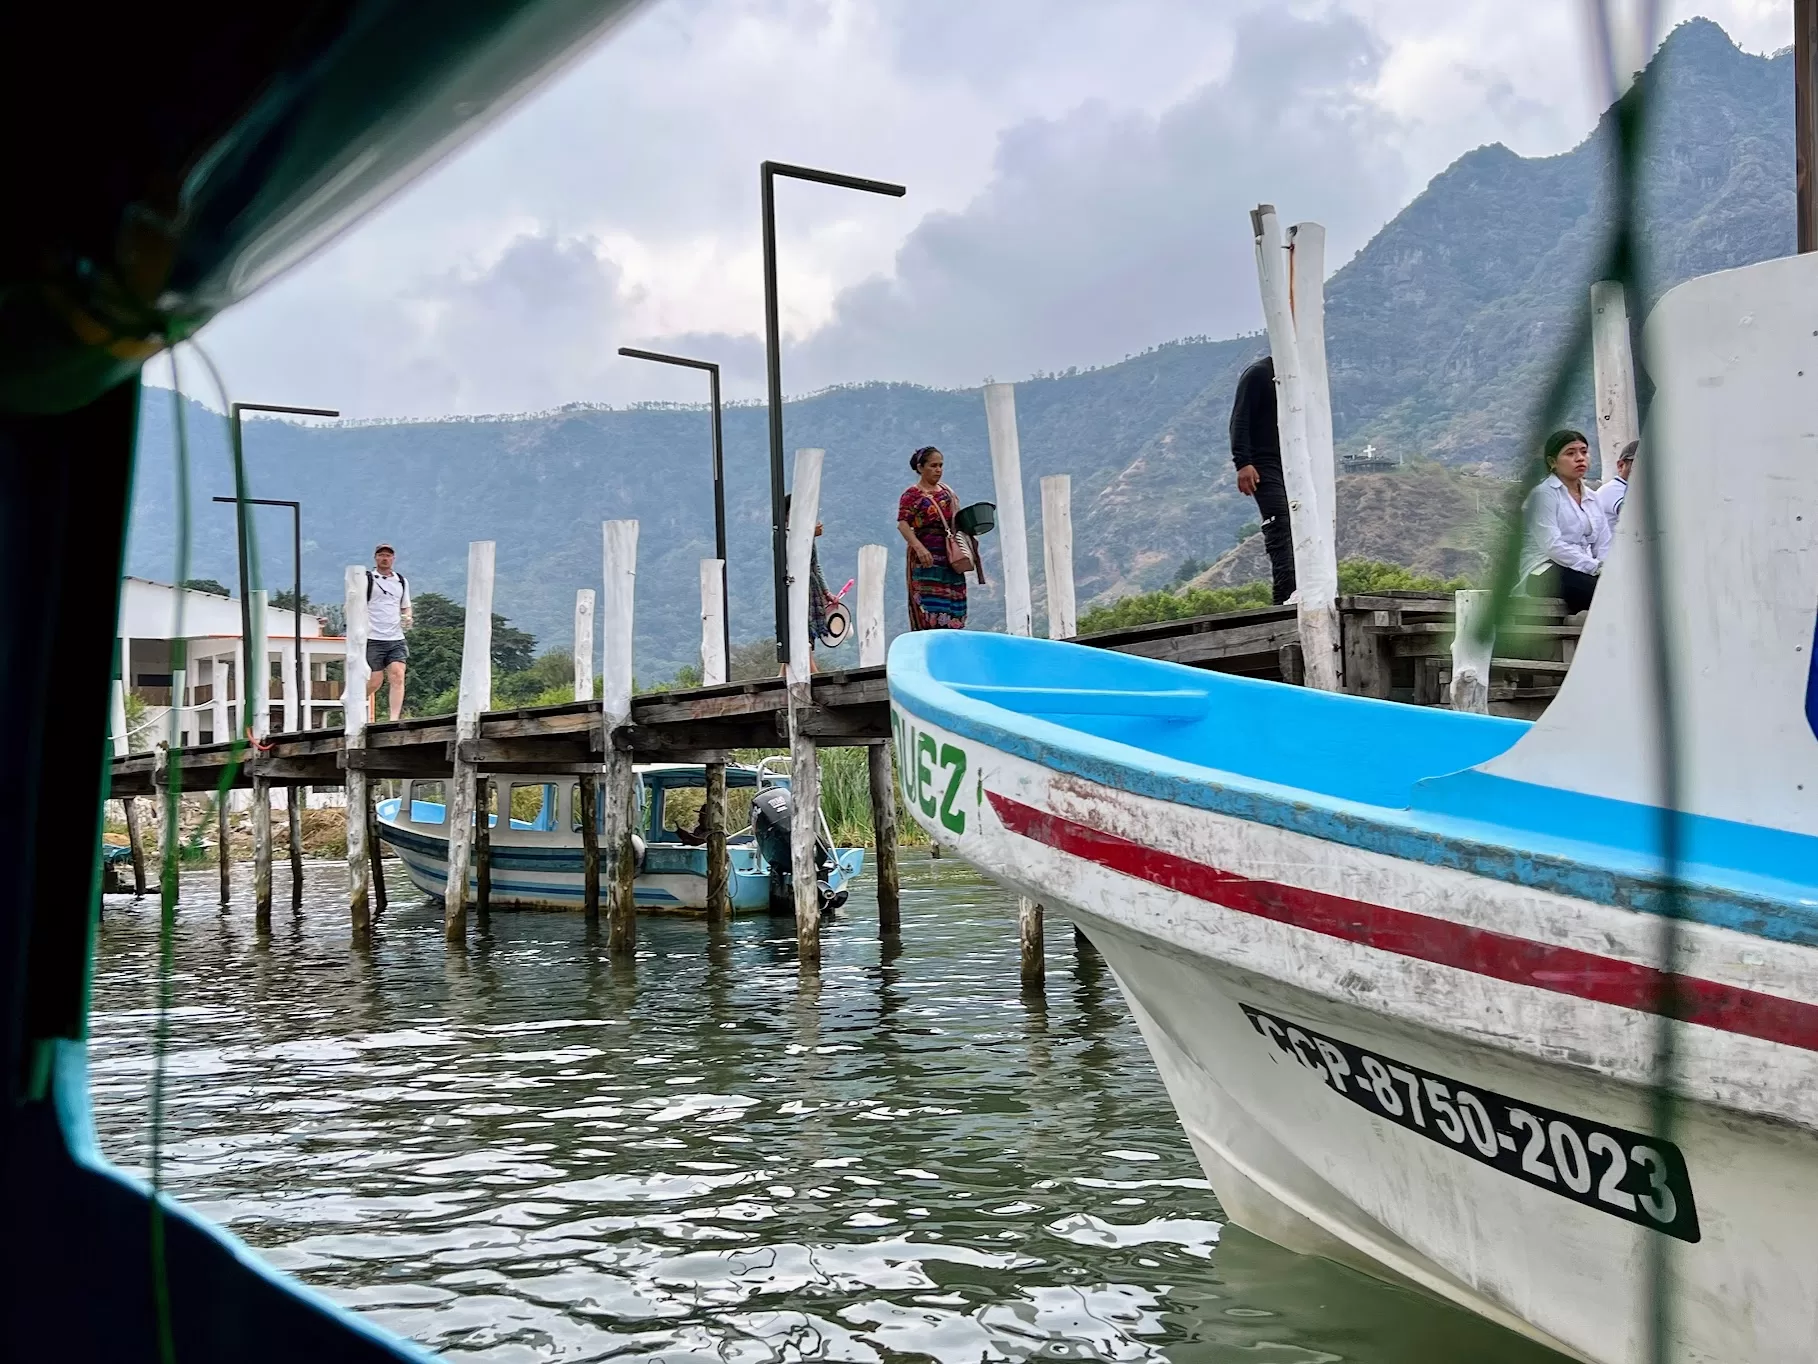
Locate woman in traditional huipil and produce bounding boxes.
[897,446,968,630]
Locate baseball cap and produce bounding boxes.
[375,542,395,554]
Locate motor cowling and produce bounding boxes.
[749,784,846,914]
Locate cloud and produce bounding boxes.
[193,230,634,415]
[784,7,1405,390]
[183,1,1795,417]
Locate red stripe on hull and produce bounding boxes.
[987,791,1818,1055]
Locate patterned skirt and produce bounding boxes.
[908,557,968,630]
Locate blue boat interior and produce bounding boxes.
[895,632,1818,936]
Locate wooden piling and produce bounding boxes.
[367,785,387,920]
[602,520,639,956]
[1590,281,1639,484]
[280,642,304,908]
[786,448,825,971]
[342,565,373,940]
[1020,898,1046,989]
[857,543,899,935]
[287,793,304,910]
[700,557,731,924]
[1450,589,1494,715]
[474,774,492,919]
[253,778,273,932]
[1040,476,1077,640]
[444,541,495,943]
[1252,205,1341,691]
[250,590,273,929]
[122,799,147,898]
[580,775,600,922]
[217,796,231,908]
[866,745,899,935]
[984,384,1035,639]
[112,679,147,897]
[704,763,729,924]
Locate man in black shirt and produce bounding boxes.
[1229,354,1296,604]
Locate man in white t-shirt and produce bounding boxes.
[1592,439,1635,532]
[365,543,413,721]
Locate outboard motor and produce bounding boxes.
[749,784,847,915]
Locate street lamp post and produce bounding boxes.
[616,347,730,666]
[760,161,905,667]
[222,402,339,739]
[220,402,338,914]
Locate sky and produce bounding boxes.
[158,0,1792,417]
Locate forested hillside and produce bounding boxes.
[126,20,1792,679]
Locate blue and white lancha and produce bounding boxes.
[377,760,865,913]
[888,253,1818,1364]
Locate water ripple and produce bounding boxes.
[90,858,1560,1363]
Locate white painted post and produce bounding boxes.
[250,590,271,740]
[1450,589,1494,715]
[857,544,888,667]
[171,668,188,747]
[250,590,272,930]
[276,636,304,905]
[1288,222,1337,552]
[601,521,639,954]
[786,449,825,971]
[984,383,1034,638]
[571,588,600,919]
[699,560,727,686]
[856,540,897,933]
[1591,280,1640,485]
[210,657,229,746]
[698,557,731,923]
[343,565,372,938]
[443,541,495,942]
[989,388,1045,980]
[574,589,595,702]
[279,639,298,735]
[110,677,128,760]
[1040,475,1077,640]
[1252,204,1340,691]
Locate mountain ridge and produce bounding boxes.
[126,19,1793,677]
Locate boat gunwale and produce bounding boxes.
[887,634,1818,948]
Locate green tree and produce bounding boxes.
[181,577,230,596]
[402,592,541,715]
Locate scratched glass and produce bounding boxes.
[91,858,1564,1362]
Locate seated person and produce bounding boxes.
[666,789,710,846]
[1519,428,1609,615]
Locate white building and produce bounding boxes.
[117,577,347,747]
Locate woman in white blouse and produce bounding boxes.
[1519,428,1610,614]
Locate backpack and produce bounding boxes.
[366,570,407,603]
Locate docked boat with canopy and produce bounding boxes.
[887,251,1818,1363]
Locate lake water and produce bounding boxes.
[90,858,1564,1363]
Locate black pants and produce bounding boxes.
[1251,465,1296,605]
[1525,564,1598,614]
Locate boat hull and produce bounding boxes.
[376,813,864,914]
[889,702,1818,1364]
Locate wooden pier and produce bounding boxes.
[105,431,1582,974]
[107,590,1578,800]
